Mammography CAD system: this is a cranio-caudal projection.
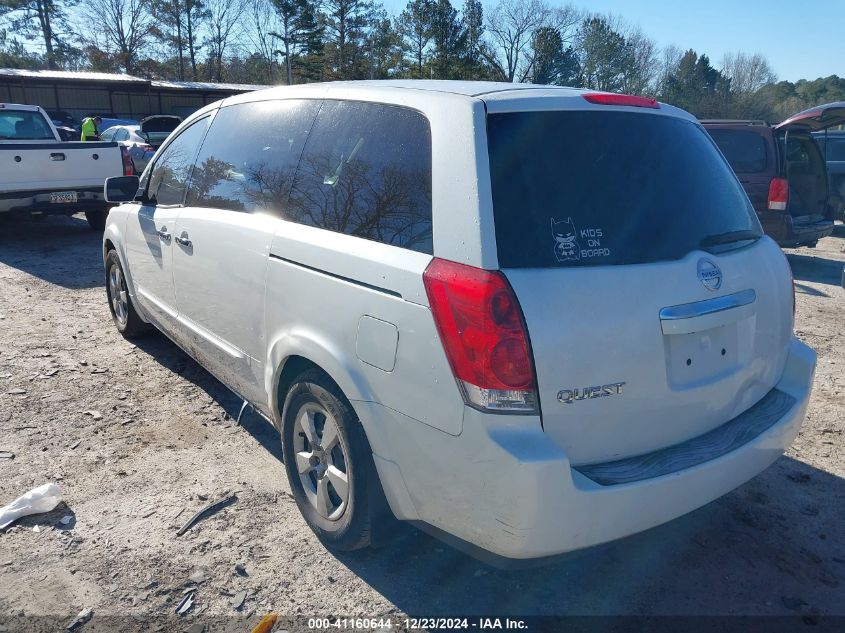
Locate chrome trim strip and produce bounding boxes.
[659,288,756,321]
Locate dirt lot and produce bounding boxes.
[0,214,843,630]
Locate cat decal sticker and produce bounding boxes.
[551,217,581,262]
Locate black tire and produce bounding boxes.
[85,209,108,231]
[105,249,149,338]
[281,368,390,551]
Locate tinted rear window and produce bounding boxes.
[708,129,768,173]
[487,111,760,268]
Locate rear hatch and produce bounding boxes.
[485,104,794,465]
[775,103,845,221]
[140,115,181,148]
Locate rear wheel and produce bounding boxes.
[85,209,108,231]
[281,369,384,551]
[105,250,148,338]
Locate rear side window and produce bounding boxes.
[487,111,761,268]
[287,100,433,254]
[708,129,768,173]
[147,117,209,206]
[186,99,320,214]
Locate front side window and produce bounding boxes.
[287,100,433,254]
[100,127,117,141]
[147,118,209,206]
[186,99,320,214]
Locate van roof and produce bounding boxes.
[248,80,590,99]
[212,80,693,123]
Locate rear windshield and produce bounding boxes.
[0,110,54,140]
[708,129,768,173]
[487,110,761,268]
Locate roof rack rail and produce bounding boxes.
[699,119,769,126]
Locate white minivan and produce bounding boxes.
[103,81,816,563]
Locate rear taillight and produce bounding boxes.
[768,177,788,210]
[423,258,538,414]
[120,147,134,176]
[582,93,660,109]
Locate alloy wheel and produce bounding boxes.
[292,403,350,521]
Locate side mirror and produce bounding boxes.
[105,176,141,203]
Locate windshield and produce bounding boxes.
[0,110,55,140]
[487,110,761,268]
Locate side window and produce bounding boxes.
[186,99,320,214]
[115,129,130,142]
[708,129,767,173]
[147,117,209,206]
[100,128,116,141]
[287,100,433,254]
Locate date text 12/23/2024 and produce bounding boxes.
[307,618,529,630]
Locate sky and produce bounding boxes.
[382,0,844,83]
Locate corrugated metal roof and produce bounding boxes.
[0,68,266,92]
[0,68,146,83]
[151,80,267,92]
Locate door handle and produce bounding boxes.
[50,153,66,161]
[157,226,171,241]
[175,233,192,248]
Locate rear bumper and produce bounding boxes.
[364,337,815,561]
[0,186,109,214]
[774,217,834,247]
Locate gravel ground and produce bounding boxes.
[0,213,843,630]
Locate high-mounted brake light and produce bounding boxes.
[582,93,660,109]
[768,177,788,210]
[423,258,538,413]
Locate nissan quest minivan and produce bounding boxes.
[102,81,816,563]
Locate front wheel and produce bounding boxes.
[282,369,384,551]
[105,250,148,338]
[85,209,108,231]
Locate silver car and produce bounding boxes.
[101,115,181,174]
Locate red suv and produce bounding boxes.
[703,103,845,248]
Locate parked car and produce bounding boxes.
[101,115,181,174]
[102,82,815,563]
[54,125,78,142]
[47,109,78,130]
[0,102,132,230]
[813,129,845,221]
[702,105,844,247]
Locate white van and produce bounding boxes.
[103,81,815,563]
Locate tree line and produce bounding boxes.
[1,0,841,122]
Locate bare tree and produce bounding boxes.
[82,0,151,73]
[485,0,572,83]
[720,51,777,95]
[245,0,282,81]
[655,43,683,96]
[619,25,657,95]
[204,0,244,81]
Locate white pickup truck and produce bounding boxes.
[1,103,128,230]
